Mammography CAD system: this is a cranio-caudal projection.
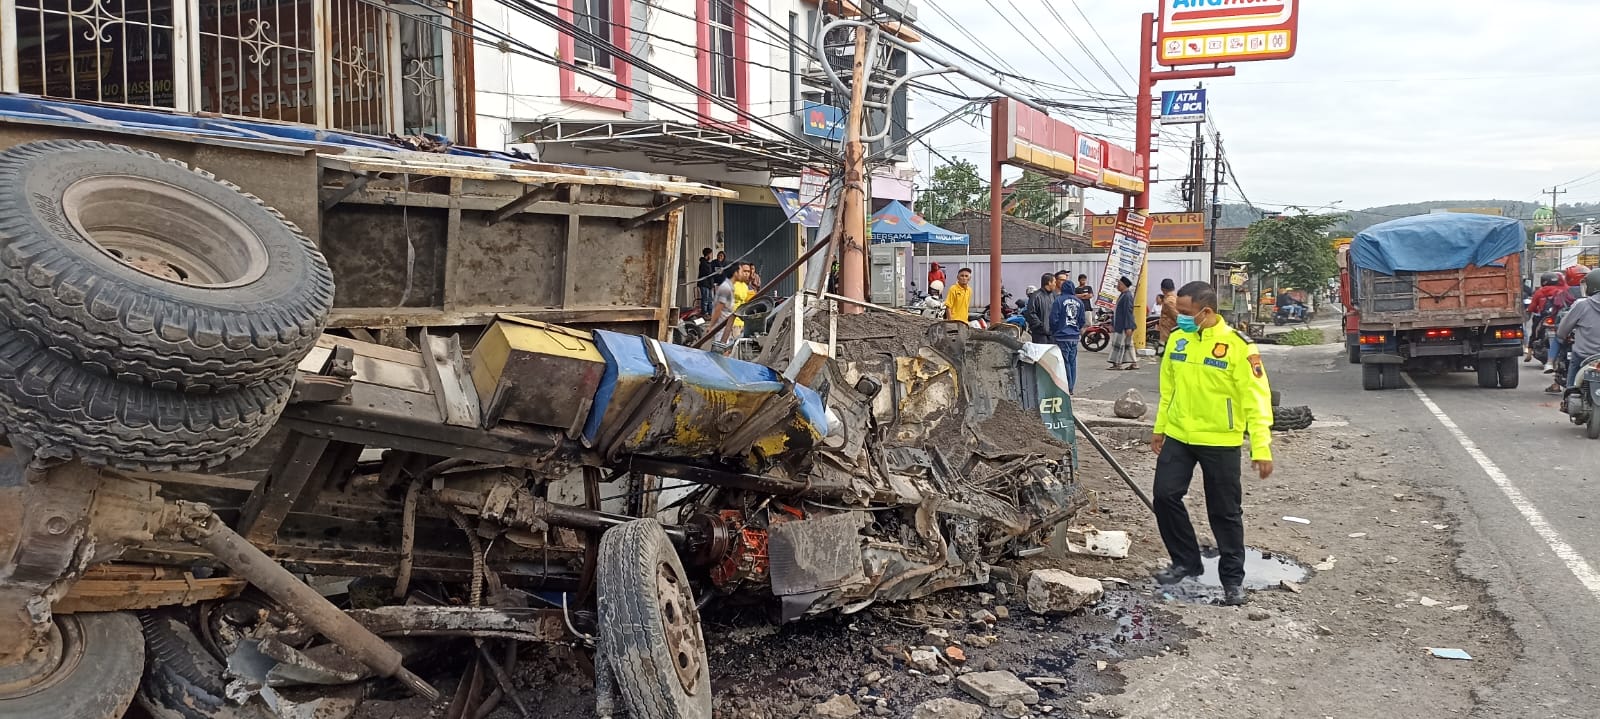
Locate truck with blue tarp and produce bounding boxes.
[1349,213,1527,390]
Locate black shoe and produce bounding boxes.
[1221,585,1249,606]
[1153,564,1203,585]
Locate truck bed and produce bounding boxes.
[1355,254,1521,330]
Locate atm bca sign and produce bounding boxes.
[1161,89,1206,125]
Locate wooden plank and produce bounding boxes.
[238,433,332,544]
[563,186,583,311]
[315,334,427,367]
[318,155,737,198]
[486,184,560,225]
[444,177,464,311]
[622,196,695,230]
[332,189,646,218]
[658,205,683,341]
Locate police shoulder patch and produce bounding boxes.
[1248,353,1264,378]
[1232,328,1256,344]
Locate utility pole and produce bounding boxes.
[1208,131,1224,257]
[836,25,872,313]
[1546,186,1567,232]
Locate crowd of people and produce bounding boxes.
[695,246,763,345]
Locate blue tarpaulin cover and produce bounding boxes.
[869,200,970,245]
[1351,214,1525,276]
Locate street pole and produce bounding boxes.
[1134,13,1236,349]
[989,102,1005,325]
[836,26,872,314]
[1209,132,1223,257]
[1133,12,1154,351]
[1547,186,1567,233]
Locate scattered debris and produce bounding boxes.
[1347,532,1368,539]
[945,646,967,664]
[1446,605,1469,612]
[908,647,942,673]
[957,671,1041,707]
[1025,677,1068,686]
[1066,527,1132,559]
[1385,556,1400,564]
[1427,648,1473,661]
[1282,516,1312,525]
[1003,699,1030,718]
[1095,660,1108,671]
[1247,609,1272,621]
[1280,580,1303,594]
[1433,524,1450,530]
[814,694,863,717]
[1316,624,1335,636]
[1026,569,1105,615]
[1114,388,1148,419]
[1313,556,1337,571]
[912,698,983,719]
[1419,597,1441,607]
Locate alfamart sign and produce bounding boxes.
[1158,0,1300,66]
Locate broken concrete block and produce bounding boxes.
[1026,569,1104,615]
[1114,388,1147,419]
[912,698,983,719]
[920,628,953,646]
[1067,528,1131,559]
[814,694,861,718]
[1003,699,1029,718]
[956,670,1040,707]
[908,647,942,673]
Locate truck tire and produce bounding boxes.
[0,321,291,471]
[1271,405,1314,431]
[1588,410,1600,440]
[1477,361,1499,389]
[1383,364,1402,389]
[0,612,144,719]
[1362,364,1383,391]
[597,519,712,719]
[137,610,272,719]
[0,140,335,392]
[1497,357,1520,389]
[1347,336,1361,365]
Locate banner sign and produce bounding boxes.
[1095,209,1154,311]
[1160,89,1207,124]
[1089,212,1204,248]
[801,101,846,142]
[794,168,829,228]
[1073,135,1105,186]
[1158,0,1299,67]
[1536,232,1580,247]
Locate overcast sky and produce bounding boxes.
[906,0,1600,216]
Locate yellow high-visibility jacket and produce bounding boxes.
[1153,319,1274,461]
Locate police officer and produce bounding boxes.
[1149,281,1274,606]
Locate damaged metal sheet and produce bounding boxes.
[767,512,868,596]
[345,606,568,643]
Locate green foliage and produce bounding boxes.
[919,159,987,225]
[1277,328,1325,346]
[1235,212,1344,293]
[1007,171,1063,226]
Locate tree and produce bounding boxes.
[919,159,987,225]
[1234,211,1344,292]
[1006,171,1064,226]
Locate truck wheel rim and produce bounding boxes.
[656,560,705,694]
[0,616,83,700]
[62,175,270,289]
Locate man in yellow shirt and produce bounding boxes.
[944,268,972,323]
[1149,281,1274,606]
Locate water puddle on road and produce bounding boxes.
[1160,547,1310,604]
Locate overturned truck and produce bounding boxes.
[0,138,1084,719]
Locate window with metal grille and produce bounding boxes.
[12,0,179,107]
[571,0,612,70]
[196,0,317,124]
[327,0,389,135]
[398,13,446,135]
[708,0,736,100]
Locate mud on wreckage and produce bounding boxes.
[0,142,1086,719]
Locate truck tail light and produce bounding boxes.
[1359,333,1387,345]
[1494,328,1524,340]
[1424,328,1454,339]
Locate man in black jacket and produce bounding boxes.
[1025,273,1058,344]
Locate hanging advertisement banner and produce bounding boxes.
[1157,0,1300,67]
[794,168,829,228]
[1095,210,1154,311]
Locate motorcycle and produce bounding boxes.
[1273,301,1311,325]
[1562,353,1600,439]
[1079,310,1165,355]
[671,306,708,346]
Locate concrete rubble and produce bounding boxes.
[956,670,1041,707]
[1026,569,1106,615]
[1114,388,1149,419]
[912,697,984,719]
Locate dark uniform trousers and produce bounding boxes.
[1154,437,1246,587]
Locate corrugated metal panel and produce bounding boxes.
[724,203,798,296]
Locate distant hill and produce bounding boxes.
[1211,200,1600,234]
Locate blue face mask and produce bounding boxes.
[1176,314,1199,333]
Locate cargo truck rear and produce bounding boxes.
[1349,214,1526,390]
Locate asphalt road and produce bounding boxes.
[1076,331,1600,718]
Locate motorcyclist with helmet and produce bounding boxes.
[1530,271,1572,375]
[1557,271,1600,394]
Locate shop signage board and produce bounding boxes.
[1158,0,1300,67]
[1160,89,1207,124]
[1095,209,1154,311]
[1089,212,1204,248]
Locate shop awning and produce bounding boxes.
[522,119,840,175]
[870,201,969,245]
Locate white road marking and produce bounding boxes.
[1409,383,1600,599]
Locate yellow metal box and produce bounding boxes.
[471,316,607,434]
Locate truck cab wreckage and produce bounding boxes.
[0,110,1085,719]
